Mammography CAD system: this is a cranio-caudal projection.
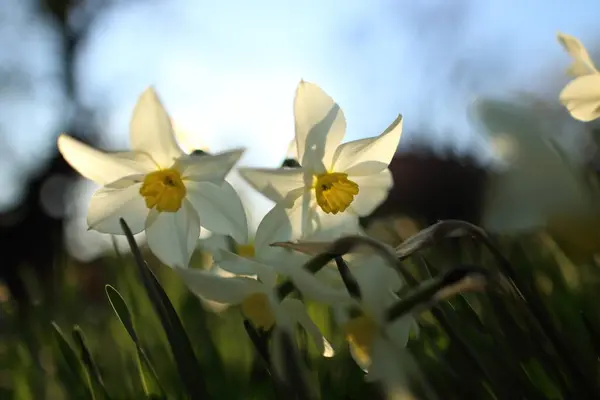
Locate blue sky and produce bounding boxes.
[3,0,600,259]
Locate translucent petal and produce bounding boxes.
[385,316,415,349]
[560,74,600,122]
[282,298,335,357]
[87,177,148,234]
[58,134,154,185]
[175,267,262,304]
[185,180,249,244]
[129,87,184,168]
[366,340,412,390]
[332,115,402,176]
[238,167,304,203]
[145,200,200,268]
[216,249,278,288]
[180,148,245,183]
[294,81,346,172]
[352,259,403,319]
[284,261,352,306]
[311,208,363,240]
[253,189,306,254]
[348,170,393,217]
[557,32,598,77]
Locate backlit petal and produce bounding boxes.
[145,200,200,267]
[175,267,262,304]
[560,74,600,121]
[58,134,155,185]
[129,87,184,167]
[332,115,402,175]
[311,209,363,240]
[87,176,148,234]
[385,316,415,349]
[294,81,346,172]
[238,167,304,203]
[254,189,306,255]
[185,180,249,244]
[557,32,598,77]
[216,249,278,288]
[352,258,404,319]
[284,262,352,306]
[282,298,335,357]
[348,170,393,216]
[180,148,245,183]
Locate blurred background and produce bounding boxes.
[2,0,600,399]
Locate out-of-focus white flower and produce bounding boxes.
[336,262,417,381]
[472,97,595,234]
[58,87,248,267]
[176,259,336,359]
[239,81,402,239]
[211,201,352,306]
[557,32,600,122]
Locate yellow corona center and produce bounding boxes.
[313,172,359,214]
[343,314,379,365]
[241,292,275,330]
[139,169,186,212]
[235,243,256,259]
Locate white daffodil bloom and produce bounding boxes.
[175,260,336,359]
[336,262,417,381]
[210,200,352,306]
[58,87,248,267]
[557,32,600,122]
[239,81,403,239]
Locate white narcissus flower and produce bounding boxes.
[175,260,336,359]
[239,81,403,239]
[210,200,352,306]
[58,87,248,268]
[336,263,417,380]
[557,32,600,122]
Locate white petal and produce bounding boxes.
[560,75,600,121]
[87,176,148,234]
[58,134,155,185]
[348,170,393,216]
[238,167,304,203]
[180,148,245,182]
[145,200,200,267]
[366,339,412,389]
[129,87,184,167]
[281,298,335,358]
[294,81,346,171]
[332,115,402,176]
[311,209,364,240]
[185,180,249,244]
[557,32,598,77]
[175,267,262,304]
[352,259,404,317]
[284,261,352,306]
[253,189,306,253]
[216,249,278,287]
[385,316,415,349]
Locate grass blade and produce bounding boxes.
[119,218,208,399]
[51,322,92,399]
[105,284,165,398]
[72,325,112,399]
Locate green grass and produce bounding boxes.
[1,227,600,399]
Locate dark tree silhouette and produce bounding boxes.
[361,147,489,244]
[0,0,103,313]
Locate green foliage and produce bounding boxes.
[3,220,600,399]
